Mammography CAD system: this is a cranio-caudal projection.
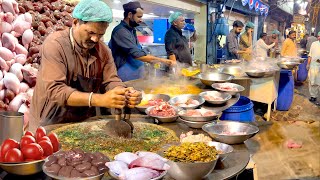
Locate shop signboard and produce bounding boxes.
[242,0,269,16]
[293,15,305,24]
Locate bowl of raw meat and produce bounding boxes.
[178,109,220,122]
[169,94,205,109]
[106,151,168,180]
[202,121,259,144]
[211,83,245,96]
[179,118,216,129]
[145,102,183,123]
[199,91,232,105]
[136,94,171,113]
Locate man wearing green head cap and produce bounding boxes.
[307,31,320,105]
[239,22,254,61]
[266,29,281,58]
[30,0,142,127]
[164,12,193,65]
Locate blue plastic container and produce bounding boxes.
[276,70,294,111]
[296,58,308,82]
[220,96,255,122]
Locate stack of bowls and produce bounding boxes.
[178,109,221,129]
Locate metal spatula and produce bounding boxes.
[105,108,132,138]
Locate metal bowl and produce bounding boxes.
[169,94,205,109]
[207,141,234,160]
[197,72,234,86]
[109,169,167,180]
[167,156,219,180]
[136,94,171,113]
[0,159,44,175]
[178,110,221,122]
[199,91,232,105]
[145,106,182,123]
[43,167,104,180]
[202,121,259,144]
[277,61,300,69]
[220,66,243,76]
[245,71,266,78]
[211,83,245,96]
[179,118,216,129]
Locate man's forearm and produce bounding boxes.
[67,91,93,107]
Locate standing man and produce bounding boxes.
[256,33,275,58]
[30,0,142,127]
[300,33,308,49]
[306,33,317,52]
[226,20,250,60]
[281,30,298,57]
[239,22,254,61]
[266,30,281,58]
[109,1,173,81]
[165,12,192,65]
[307,32,320,104]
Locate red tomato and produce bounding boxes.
[38,140,53,156]
[35,127,46,142]
[21,143,43,160]
[48,132,59,152]
[20,135,36,149]
[0,139,19,158]
[4,148,24,162]
[24,131,34,137]
[38,136,50,143]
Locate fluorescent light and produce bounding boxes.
[169,11,174,14]
[111,9,159,19]
[113,0,121,4]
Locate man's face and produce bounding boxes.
[73,20,109,49]
[247,28,253,33]
[234,27,243,35]
[262,36,267,41]
[289,33,296,40]
[173,16,186,30]
[129,8,143,27]
[272,34,277,38]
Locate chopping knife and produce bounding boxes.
[105,108,132,138]
[124,106,134,133]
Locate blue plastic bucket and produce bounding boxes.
[296,58,308,82]
[276,70,294,111]
[220,96,255,122]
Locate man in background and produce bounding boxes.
[281,30,298,57]
[109,1,173,81]
[239,22,254,61]
[306,33,317,52]
[256,33,275,58]
[225,20,250,60]
[165,12,192,65]
[300,33,308,49]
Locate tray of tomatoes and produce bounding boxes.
[0,126,60,175]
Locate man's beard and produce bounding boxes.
[129,18,139,27]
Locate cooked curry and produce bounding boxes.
[52,121,179,158]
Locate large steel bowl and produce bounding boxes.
[178,110,221,122]
[197,72,234,86]
[207,141,234,160]
[169,94,205,109]
[145,106,182,123]
[211,83,245,96]
[220,66,243,76]
[245,71,266,78]
[109,169,167,180]
[0,159,44,175]
[179,118,216,129]
[167,156,219,180]
[202,121,259,144]
[277,61,300,69]
[136,94,171,113]
[199,91,232,105]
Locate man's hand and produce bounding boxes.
[306,64,310,70]
[125,87,142,108]
[99,86,128,109]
